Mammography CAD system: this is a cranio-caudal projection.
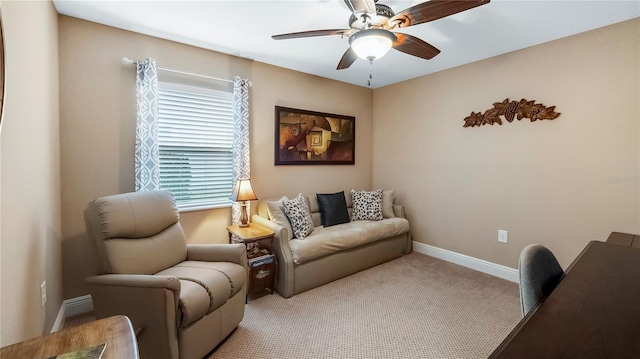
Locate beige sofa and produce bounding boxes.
[252,191,411,298]
[84,191,246,359]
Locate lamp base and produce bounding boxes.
[239,201,250,228]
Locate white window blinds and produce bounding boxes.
[158,82,234,210]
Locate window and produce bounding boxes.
[157,82,234,211]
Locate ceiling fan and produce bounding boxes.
[272,0,490,70]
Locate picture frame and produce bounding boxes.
[274,106,355,165]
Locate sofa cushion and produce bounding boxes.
[266,196,293,241]
[351,189,384,221]
[382,190,396,218]
[283,194,314,239]
[316,191,350,227]
[307,195,323,227]
[288,217,410,264]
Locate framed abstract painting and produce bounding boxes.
[274,106,355,165]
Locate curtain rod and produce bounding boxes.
[122,57,252,87]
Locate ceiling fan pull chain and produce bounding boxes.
[368,60,373,87]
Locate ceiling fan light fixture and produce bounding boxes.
[349,29,396,62]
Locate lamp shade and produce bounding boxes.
[229,178,258,202]
[349,29,397,62]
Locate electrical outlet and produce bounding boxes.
[40,281,47,307]
[498,230,508,243]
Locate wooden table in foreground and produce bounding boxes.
[0,315,139,359]
[607,231,640,248]
[489,240,640,358]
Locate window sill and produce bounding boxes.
[178,202,232,213]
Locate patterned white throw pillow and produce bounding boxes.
[351,189,384,221]
[283,194,314,239]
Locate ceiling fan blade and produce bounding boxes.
[392,33,441,60]
[337,47,358,70]
[272,29,353,40]
[344,0,376,15]
[388,0,490,29]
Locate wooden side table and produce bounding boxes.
[0,315,138,359]
[227,223,276,301]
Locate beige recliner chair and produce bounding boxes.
[84,190,246,359]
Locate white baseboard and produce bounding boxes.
[51,295,94,333]
[65,294,94,317]
[412,241,519,283]
[51,302,67,333]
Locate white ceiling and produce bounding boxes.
[53,0,640,88]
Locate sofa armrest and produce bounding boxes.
[252,215,296,298]
[393,204,406,218]
[86,274,181,359]
[186,243,247,268]
[391,204,412,253]
[252,215,287,243]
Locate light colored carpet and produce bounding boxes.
[209,252,521,359]
[65,252,521,358]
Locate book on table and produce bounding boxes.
[46,343,106,359]
[248,254,274,268]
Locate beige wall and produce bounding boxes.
[0,0,634,346]
[372,19,640,269]
[0,0,62,346]
[58,16,373,299]
[30,7,639,304]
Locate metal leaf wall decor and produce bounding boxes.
[463,98,560,128]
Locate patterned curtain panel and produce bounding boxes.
[134,59,160,192]
[231,77,251,224]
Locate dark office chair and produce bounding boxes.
[518,244,564,317]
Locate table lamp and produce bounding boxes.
[229,178,258,227]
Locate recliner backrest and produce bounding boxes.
[84,190,188,274]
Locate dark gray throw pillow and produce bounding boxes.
[316,191,350,227]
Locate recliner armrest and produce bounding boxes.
[86,274,182,359]
[86,274,181,290]
[186,243,247,268]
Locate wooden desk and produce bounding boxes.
[607,231,640,248]
[0,315,139,359]
[489,241,640,358]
